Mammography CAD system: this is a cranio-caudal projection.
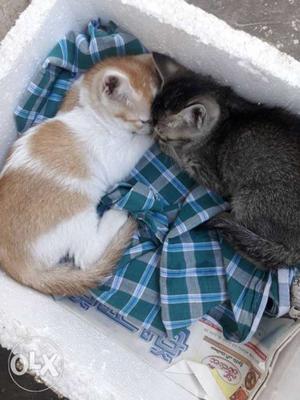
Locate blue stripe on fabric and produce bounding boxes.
[114,34,126,56]
[143,151,189,197]
[161,292,228,304]
[143,303,161,329]
[242,273,272,343]
[121,252,159,316]
[59,38,68,68]
[166,241,220,252]
[98,262,130,303]
[160,267,225,278]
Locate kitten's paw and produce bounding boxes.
[205,212,231,229]
[180,154,197,175]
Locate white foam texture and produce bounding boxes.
[1,0,300,398]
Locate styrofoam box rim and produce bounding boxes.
[0,0,300,399]
[2,0,300,84]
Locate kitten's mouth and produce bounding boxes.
[153,127,166,141]
[153,127,178,145]
[132,124,152,136]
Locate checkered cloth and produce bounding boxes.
[15,19,145,133]
[15,19,295,343]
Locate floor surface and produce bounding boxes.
[0,0,30,41]
[0,345,65,399]
[187,0,300,60]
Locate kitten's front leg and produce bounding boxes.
[162,142,225,196]
[180,151,225,196]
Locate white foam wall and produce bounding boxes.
[73,0,300,108]
[0,274,194,400]
[1,0,300,398]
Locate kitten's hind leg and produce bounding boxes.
[33,207,131,272]
[25,208,136,296]
[205,212,282,270]
[72,208,130,270]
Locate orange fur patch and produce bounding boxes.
[60,86,80,112]
[0,169,90,272]
[29,120,89,179]
[84,54,159,104]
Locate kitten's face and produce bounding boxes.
[152,82,220,147]
[151,53,220,147]
[84,54,160,135]
[152,89,205,143]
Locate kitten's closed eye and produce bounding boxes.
[125,118,151,125]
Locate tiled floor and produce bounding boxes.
[0,0,299,399]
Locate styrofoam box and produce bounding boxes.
[0,0,300,399]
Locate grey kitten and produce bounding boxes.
[152,53,300,269]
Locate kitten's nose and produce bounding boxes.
[141,119,152,124]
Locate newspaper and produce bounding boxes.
[165,317,300,400]
[58,296,300,400]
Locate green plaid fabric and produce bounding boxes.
[15,19,145,133]
[97,147,294,342]
[15,19,295,343]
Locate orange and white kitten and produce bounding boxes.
[0,54,160,296]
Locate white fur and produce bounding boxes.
[57,107,153,190]
[33,208,128,269]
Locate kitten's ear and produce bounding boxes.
[179,104,207,129]
[152,52,188,86]
[180,98,221,132]
[102,72,132,101]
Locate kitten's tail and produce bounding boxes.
[6,218,136,296]
[206,213,300,269]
